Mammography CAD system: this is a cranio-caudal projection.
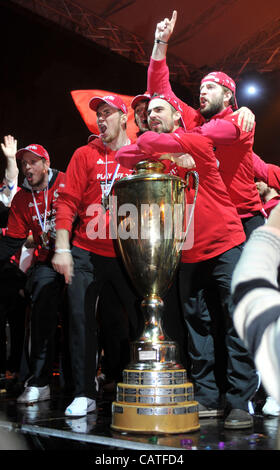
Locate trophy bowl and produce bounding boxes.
[110,159,200,434]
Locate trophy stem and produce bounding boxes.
[127,295,183,372]
[139,295,166,343]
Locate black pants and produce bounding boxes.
[162,271,189,370]
[179,244,258,411]
[241,213,265,239]
[27,263,65,387]
[67,246,142,400]
[0,262,27,375]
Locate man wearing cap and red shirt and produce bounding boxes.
[0,142,66,404]
[149,10,266,239]
[52,94,142,417]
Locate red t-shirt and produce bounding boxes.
[55,138,133,257]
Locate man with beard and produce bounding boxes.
[148,10,265,239]
[115,94,258,429]
[0,143,66,403]
[52,95,141,417]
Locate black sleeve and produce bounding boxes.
[0,202,10,228]
[0,235,27,263]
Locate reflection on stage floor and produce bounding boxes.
[0,375,279,453]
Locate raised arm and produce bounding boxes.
[151,10,177,61]
[148,11,201,129]
[1,135,18,183]
[148,12,177,98]
[0,135,19,206]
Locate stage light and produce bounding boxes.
[247,85,258,95]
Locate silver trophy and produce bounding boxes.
[111,160,199,434]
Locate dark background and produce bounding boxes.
[0,0,279,183]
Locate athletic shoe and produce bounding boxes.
[65,397,96,417]
[224,408,253,429]
[262,396,280,417]
[17,385,50,404]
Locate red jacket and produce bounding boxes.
[55,138,133,257]
[199,107,262,217]
[116,129,245,263]
[148,58,262,217]
[5,170,65,263]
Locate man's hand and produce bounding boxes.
[1,135,17,159]
[232,107,255,133]
[52,251,74,285]
[155,10,177,43]
[52,229,73,284]
[160,152,196,169]
[1,135,18,182]
[173,154,196,169]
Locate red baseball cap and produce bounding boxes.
[131,93,151,110]
[201,71,238,109]
[149,94,186,130]
[16,144,50,162]
[89,94,128,114]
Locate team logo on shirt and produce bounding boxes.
[29,201,41,207]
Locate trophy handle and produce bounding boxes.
[181,170,199,245]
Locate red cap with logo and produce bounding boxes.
[201,71,238,109]
[149,94,186,130]
[131,93,151,110]
[16,144,50,162]
[89,94,128,114]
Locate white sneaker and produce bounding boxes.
[17,385,50,404]
[262,396,280,417]
[65,397,96,417]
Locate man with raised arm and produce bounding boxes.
[0,143,66,403]
[149,10,266,238]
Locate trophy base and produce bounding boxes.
[111,368,200,435]
[111,402,200,435]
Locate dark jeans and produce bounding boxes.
[67,246,142,399]
[179,245,258,411]
[0,262,27,375]
[241,213,265,239]
[162,271,189,370]
[27,263,65,387]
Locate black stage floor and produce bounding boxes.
[0,376,279,459]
